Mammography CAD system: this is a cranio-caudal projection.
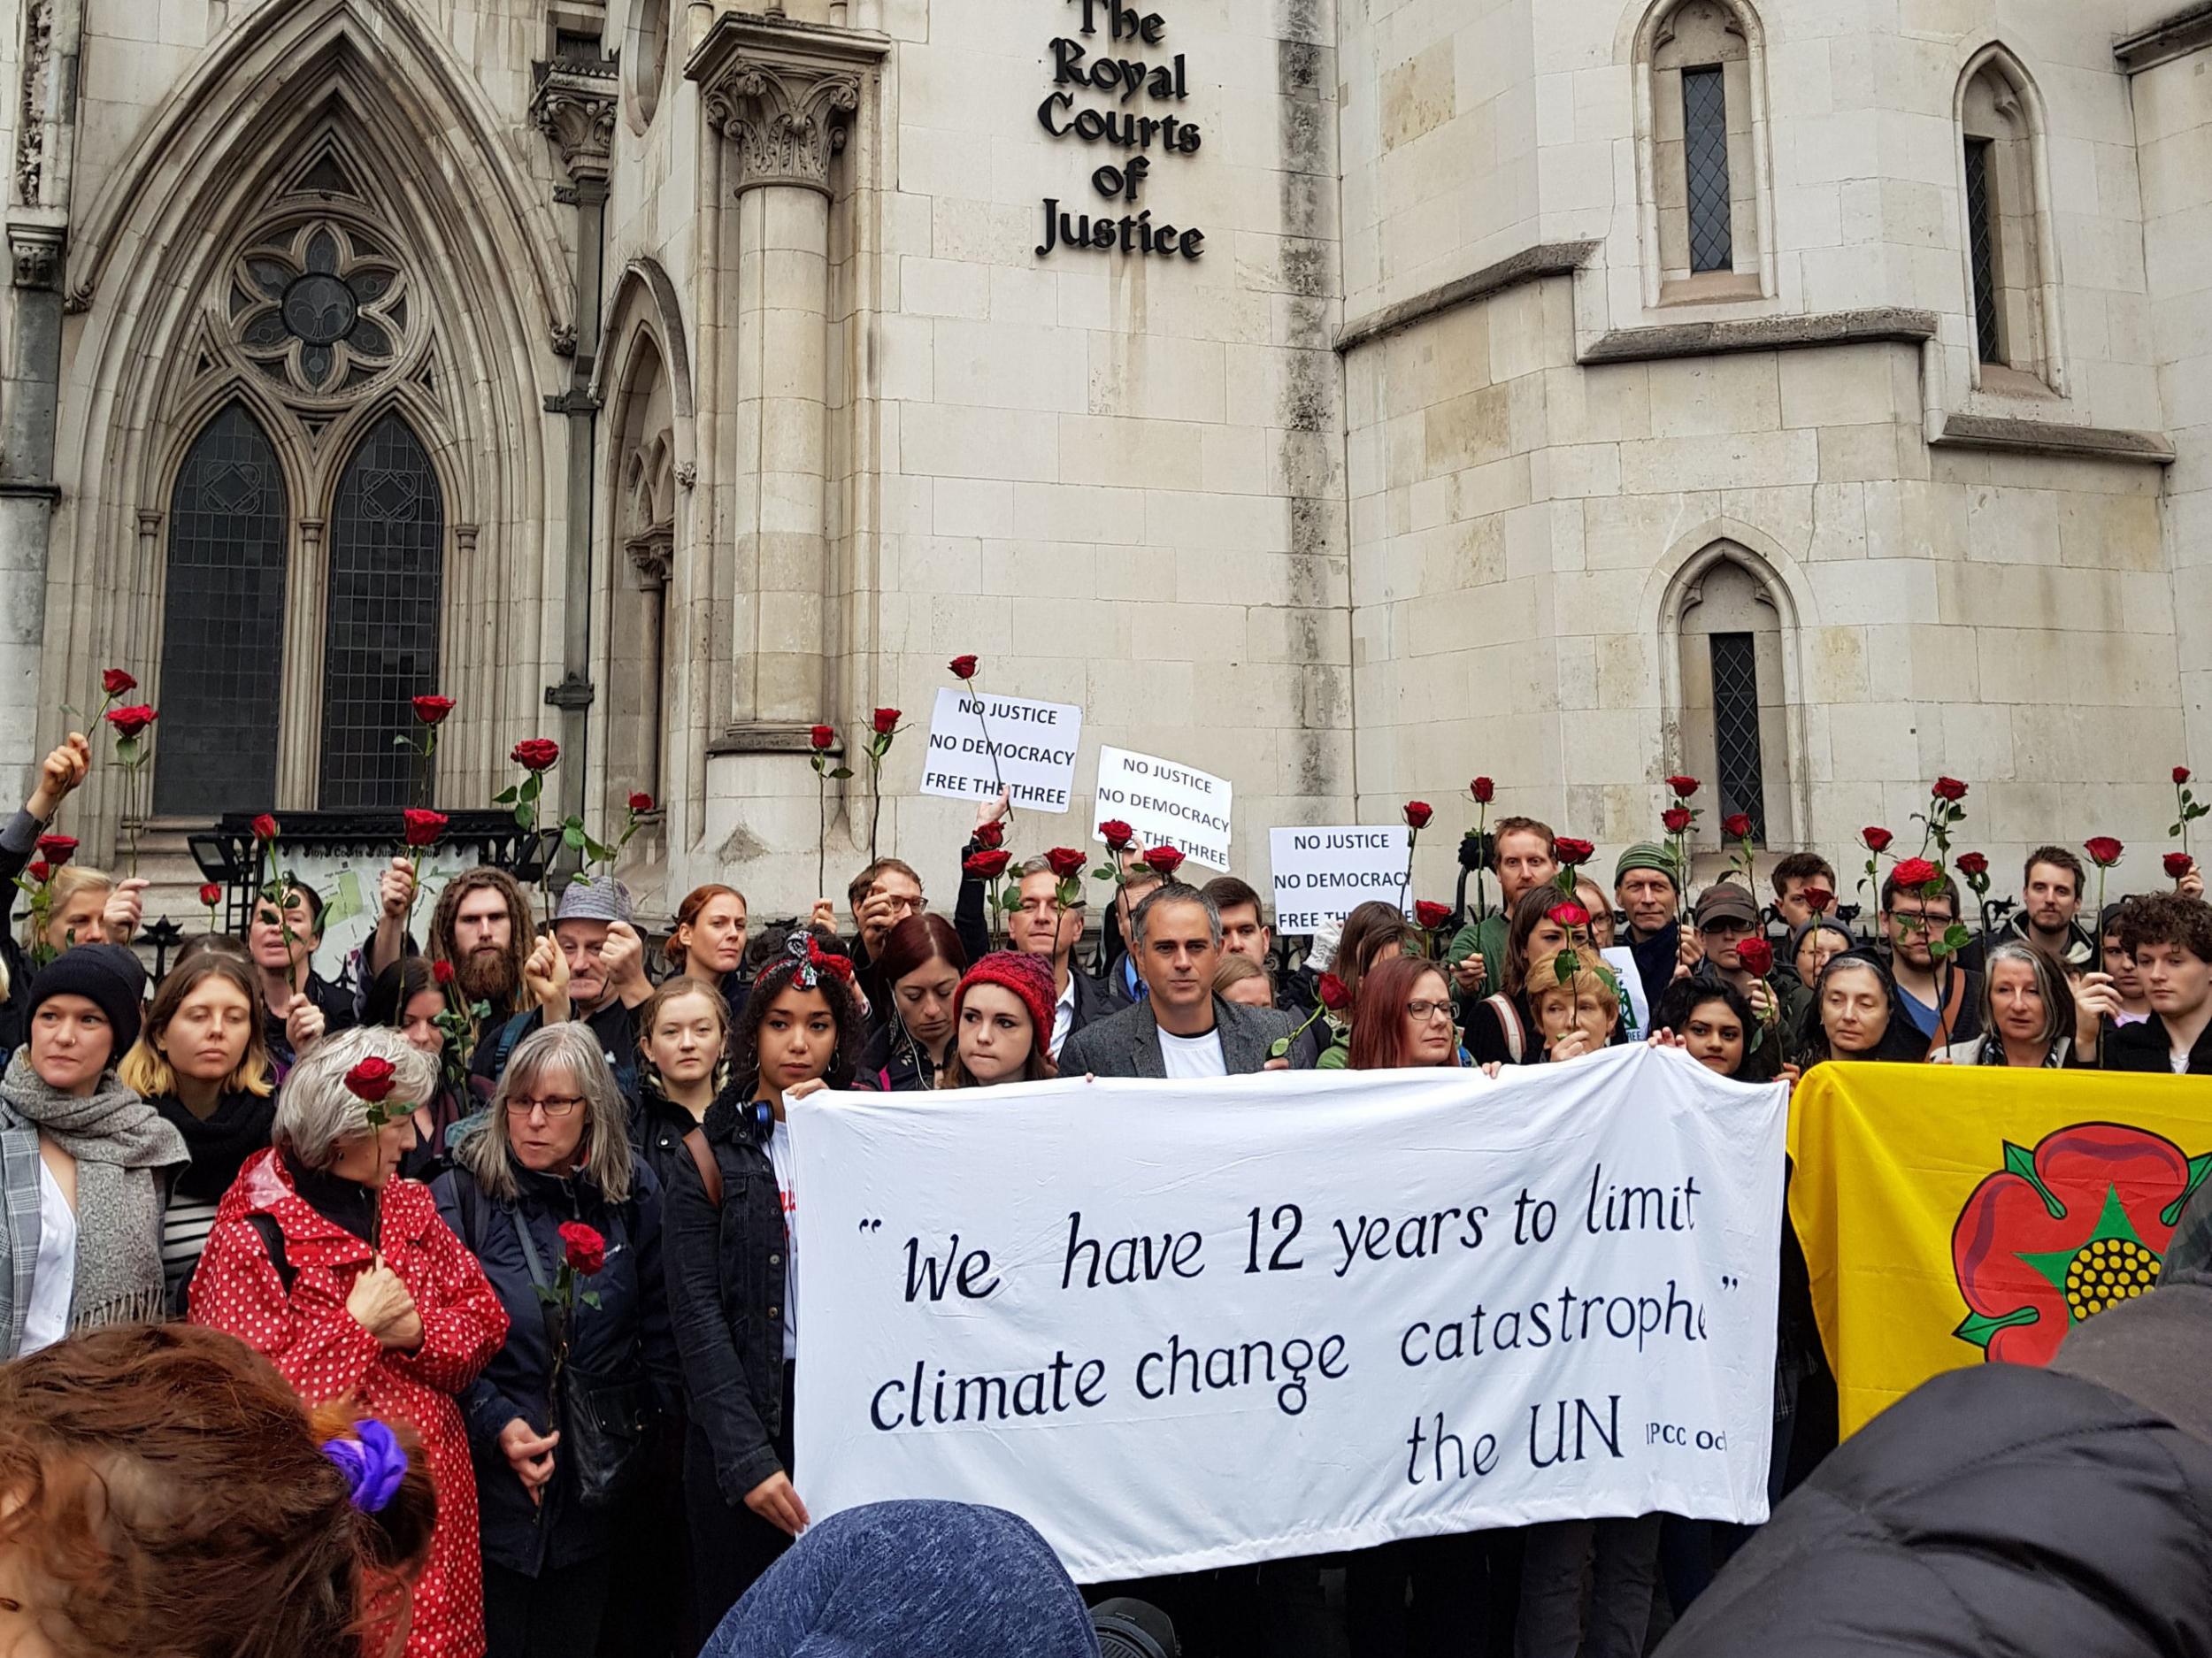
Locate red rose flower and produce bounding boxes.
[100,668,136,696]
[411,694,455,726]
[628,791,655,813]
[1890,856,1940,891]
[2177,766,2193,787]
[1722,813,1753,839]
[1046,848,1087,879]
[1932,777,1969,803]
[251,813,280,842]
[1862,826,1893,854]
[1547,901,1591,928]
[963,849,1011,880]
[511,738,560,772]
[1734,938,1774,977]
[2085,836,2124,869]
[2168,852,2195,880]
[1471,777,1494,805]
[872,708,901,736]
[558,1221,607,1277]
[1144,846,1187,879]
[1955,851,1989,879]
[1666,776,1700,799]
[1952,1123,2204,1367]
[26,862,49,885]
[1099,820,1135,851]
[343,1055,397,1104]
[35,834,75,867]
[433,959,457,986]
[973,819,1006,850]
[402,809,448,849]
[198,882,222,908]
[949,654,979,680]
[1414,901,1453,931]
[1317,972,1350,1012]
[1553,837,1595,867]
[810,725,836,751]
[1801,885,1835,914]
[104,704,157,739]
[1403,801,1433,830]
[1662,807,1692,833]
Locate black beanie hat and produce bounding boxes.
[27,943,146,1061]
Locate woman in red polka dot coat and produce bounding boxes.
[193,1025,508,1658]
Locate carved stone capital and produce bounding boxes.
[687,13,887,198]
[626,527,674,587]
[8,225,63,290]
[529,58,620,184]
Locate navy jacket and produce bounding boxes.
[433,1155,679,1576]
[664,1091,793,1507]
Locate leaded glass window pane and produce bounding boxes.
[1711,631,1766,845]
[319,413,443,809]
[1683,66,1734,275]
[1964,138,2002,364]
[154,405,288,817]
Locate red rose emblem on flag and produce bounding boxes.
[1953,1124,2211,1366]
[809,725,835,751]
[2085,836,2124,869]
[1143,846,1186,879]
[963,849,1011,880]
[949,654,979,680]
[1734,938,1774,977]
[101,668,136,696]
[1862,826,1893,853]
[1553,837,1595,868]
[35,835,75,867]
[402,809,448,848]
[511,738,560,772]
[558,1221,608,1276]
[411,694,455,725]
[1471,777,1494,804]
[1047,848,1087,879]
[1099,820,1134,851]
[1414,901,1452,930]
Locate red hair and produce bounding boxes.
[0,1323,437,1658]
[1348,955,1459,1071]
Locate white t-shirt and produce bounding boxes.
[1051,973,1077,1062]
[766,1117,798,1361]
[23,1156,77,1358]
[1158,1025,1228,1079]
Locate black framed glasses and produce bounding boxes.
[506,1096,584,1120]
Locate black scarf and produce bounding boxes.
[154,1090,278,1203]
[280,1148,380,1246]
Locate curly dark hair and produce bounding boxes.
[729,929,866,1092]
[2117,891,2212,966]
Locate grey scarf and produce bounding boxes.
[0,1049,186,1356]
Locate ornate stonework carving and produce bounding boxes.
[9,226,62,290]
[13,0,52,206]
[626,528,673,587]
[673,460,696,489]
[529,58,619,184]
[710,60,860,196]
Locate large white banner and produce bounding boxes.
[790,1046,1787,1582]
[918,687,1084,813]
[1090,744,1233,871]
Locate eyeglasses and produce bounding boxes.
[1405,1000,1455,1024]
[506,1096,584,1120]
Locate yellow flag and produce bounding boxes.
[1788,1062,2212,1436]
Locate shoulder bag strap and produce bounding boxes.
[682,1126,725,1209]
[1485,994,1525,1063]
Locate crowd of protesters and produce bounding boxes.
[0,722,2209,1658]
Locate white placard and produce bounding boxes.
[918,687,1085,813]
[1269,825,1415,931]
[1601,947,1655,1040]
[792,1046,1787,1583]
[1090,744,1233,871]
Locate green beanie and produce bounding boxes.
[1613,841,1679,888]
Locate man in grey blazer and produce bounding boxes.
[1060,881,1302,1078]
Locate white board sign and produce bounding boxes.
[1269,825,1415,931]
[792,1046,1787,1582]
[1090,745,1233,871]
[1601,946,1654,1040]
[919,687,1084,813]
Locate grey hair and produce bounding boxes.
[1016,856,1087,907]
[1981,939,2074,1051]
[273,1025,438,1171]
[1131,881,1221,948]
[462,1022,634,1204]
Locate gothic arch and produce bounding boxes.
[1952,41,2064,393]
[1647,522,1815,849]
[48,0,565,842]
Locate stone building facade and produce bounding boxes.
[0,0,2207,920]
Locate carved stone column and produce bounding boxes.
[688,16,884,748]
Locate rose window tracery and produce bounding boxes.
[227,222,411,397]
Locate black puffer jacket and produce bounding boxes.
[1660,1280,2212,1658]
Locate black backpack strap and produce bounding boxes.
[245,1212,294,1293]
[490,1010,537,1082]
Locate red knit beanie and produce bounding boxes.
[952,950,1057,1068]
